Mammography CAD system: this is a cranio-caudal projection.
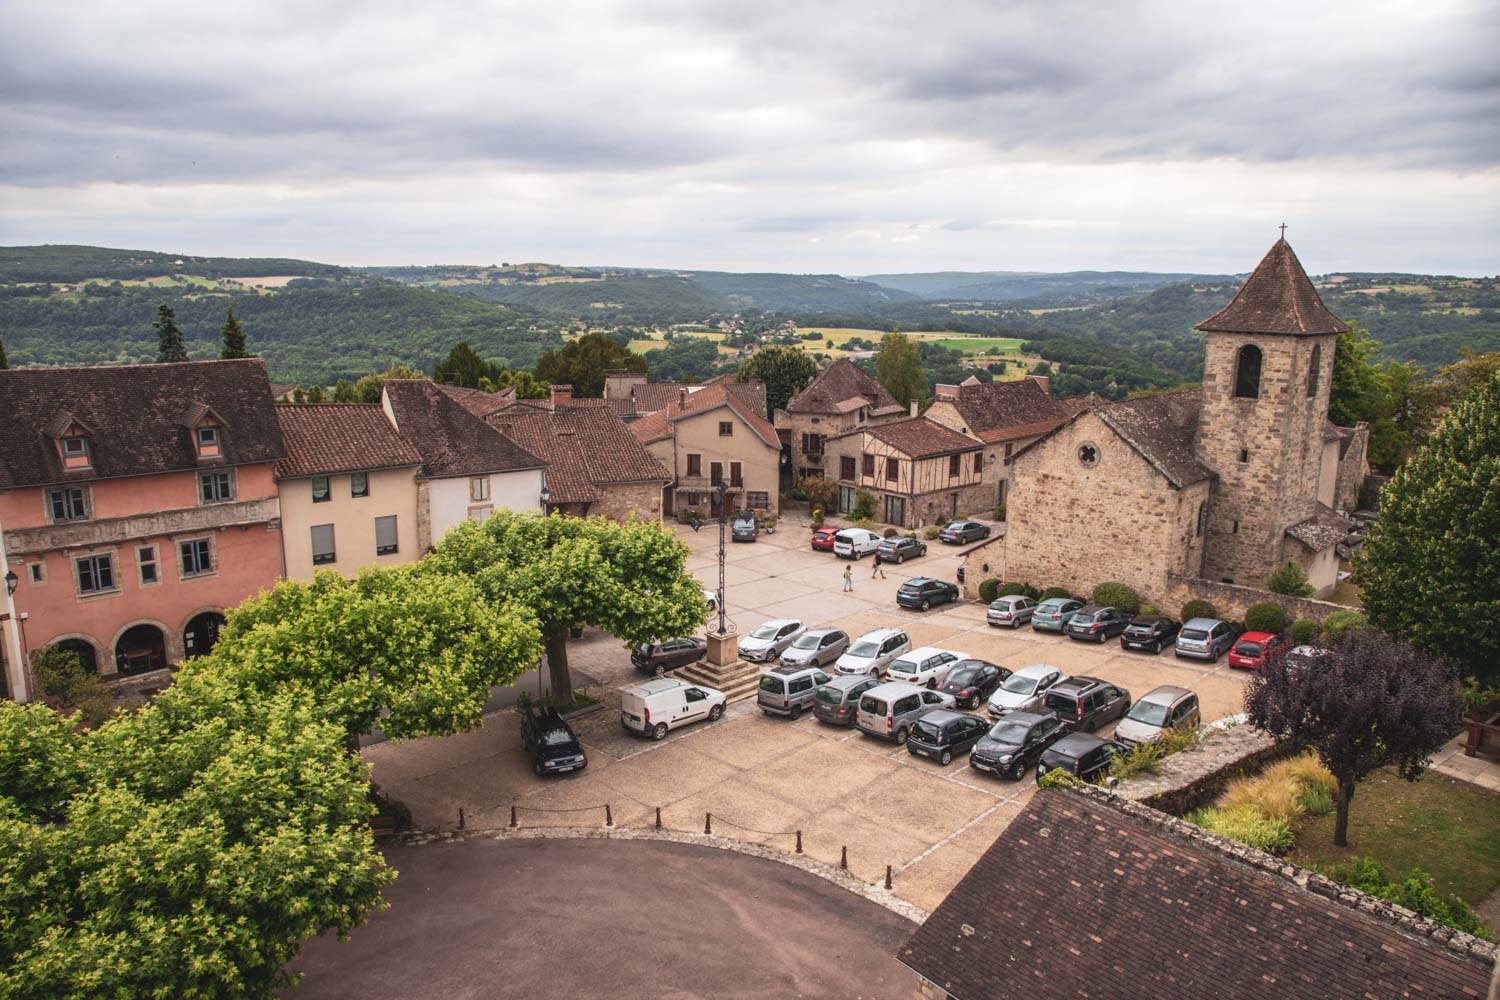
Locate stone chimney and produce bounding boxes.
[550,384,573,409]
[1025,374,1050,394]
[678,387,689,407]
[909,400,919,417]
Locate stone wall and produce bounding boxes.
[1162,572,1354,623]
[1333,421,1370,512]
[588,481,666,522]
[1119,725,1292,816]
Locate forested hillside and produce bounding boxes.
[0,245,347,282]
[861,269,1223,303]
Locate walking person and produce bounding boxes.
[842,564,853,592]
[871,548,886,579]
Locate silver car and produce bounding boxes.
[778,627,850,668]
[1115,686,1201,746]
[987,595,1038,629]
[986,663,1068,719]
[1175,618,1237,661]
[813,674,882,727]
[757,664,831,719]
[739,618,805,663]
[855,681,955,744]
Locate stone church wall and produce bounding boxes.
[1162,572,1354,623]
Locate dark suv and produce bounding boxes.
[969,711,1068,781]
[520,704,588,777]
[906,710,991,766]
[1043,676,1132,733]
[896,577,960,611]
[1065,605,1131,643]
[1119,615,1181,654]
[631,637,707,674]
[731,511,758,542]
[938,659,1009,709]
[1035,732,1124,785]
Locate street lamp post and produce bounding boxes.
[539,485,551,514]
[715,481,728,635]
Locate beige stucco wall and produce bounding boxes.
[424,469,544,549]
[280,466,421,580]
[671,406,780,513]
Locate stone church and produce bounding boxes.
[979,238,1367,603]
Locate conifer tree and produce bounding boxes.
[220,306,250,359]
[154,305,189,363]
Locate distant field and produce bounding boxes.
[929,337,1025,354]
[1351,284,1429,296]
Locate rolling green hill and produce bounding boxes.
[860,269,1226,303]
[0,244,348,283]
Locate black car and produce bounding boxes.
[1065,604,1131,643]
[520,705,588,777]
[1035,732,1125,785]
[731,512,758,542]
[896,577,960,611]
[938,659,1010,709]
[1042,676,1132,733]
[969,711,1068,781]
[906,710,991,766]
[1120,615,1181,653]
[631,637,708,674]
[937,520,990,544]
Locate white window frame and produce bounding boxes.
[374,515,399,556]
[311,524,337,566]
[470,477,489,502]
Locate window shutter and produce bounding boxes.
[375,515,398,553]
[311,524,336,562]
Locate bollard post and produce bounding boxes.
[509,804,517,829]
[459,807,465,831]
[795,830,803,854]
[885,865,893,890]
[840,846,848,870]
[705,812,713,835]
[655,806,662,829]
[605,803,614,828]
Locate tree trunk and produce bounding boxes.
[1333,777,1354,847]
[544,625,574,708]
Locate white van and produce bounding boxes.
[833,528,882,559]
[619,677,726,741]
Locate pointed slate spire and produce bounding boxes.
[1196,238,1348,336]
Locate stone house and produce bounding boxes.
[923,374,1082,509]
[773,358,908,481]
[822,417,988,528]
[274,404,424,580]
[629,382,782,517]
[484,385,670,521]
[966,238,1364,603]
[604,371,767,425]
[1319,420,1370,511]
[0,359,286,696]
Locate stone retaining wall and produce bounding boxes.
[1163,571,1355,623]
[1120,724,1294,816]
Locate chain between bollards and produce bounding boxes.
[884,865,893,890]
[605,803,613,827]
[795,830,803,854]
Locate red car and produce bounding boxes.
[1227,631,1290,670]
[811,526,838,551]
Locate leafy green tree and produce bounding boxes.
[332,378,358,402]
[422,512,706,706]
[1264,561,1314,597]
[1357,373,1500,684]
[153,304,188,362]
[738,344,819,413]
[1244,630,1461,846]
[305,384,326,403]
[351,363,425,403]
[534,332,646,397]
[29,645,114,730]
[292,386,307,404]
[219,306,250,359]
[433,340,498,388]
[1328,324,1384,428]
[876,331,925,410]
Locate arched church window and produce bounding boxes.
[1196,502,1207,537]
[1307,344,1322,397]
[1233,345,1262,399]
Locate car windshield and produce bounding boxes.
[1126,701,1172,727]
[749,624,782,640]
[987,721,1030,743]
[757,676,782,693]
[944,522,964,531]
[791,633,822,650]
[1181,628,1208,640]
[947,667,978,686]
[541,728,574,747]
[890,658,918,673]
[1001,675,1038,695]
[913,720,942,741]
[815,686,842,705]
[1235,641,1263,657]
[847,640,880,657]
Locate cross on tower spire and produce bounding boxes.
[1278,223,1288,240]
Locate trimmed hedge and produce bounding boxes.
[998,581,1041,600]
[1290,618,1320,645]
[1090,582,1141,615]
[1243,602,1289,635]
[1321,610,1368,643]
[1181,599,1218,622]
[978,578,1001,602]
[1040,586,1073,601]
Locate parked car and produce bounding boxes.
[739,618,805,663]
[1175,618,1238,661]
[939,659,1010,709]
[877,536,927,563]
[1119,614,1181,653]
[757,664,832,719]
[956,563,965,585]
[987,663,1068,718]
[631,637,708,675]
[896,577,960,611]
[1227,631,1292,670]
[520,704,588,777]
[987,594,1038,628]
[1065,605,1131,643]
[1114,685,1200,747]
[810,525,838,551]
[1030,597,1085,633]
[835,627,912,676]
[1035,733,1126,785]
[702,588,719,612]
[1043,676,1132,733]
[619,678,725,741]
[937,520,991,544]
[885,646,965,688]
[779,627,850,668]
[731,511,758,542]
[855,681,953,743]
[969,711,1068,780]
[833,528,882,559]
[813,674,882,727]
[907,710,991,766]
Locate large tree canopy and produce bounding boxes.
[422,512,707,704]
[875,331,925,410]
[1356,371,1500,685]
[737,344,818,414]
[533,331,645,397]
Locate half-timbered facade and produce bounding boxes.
[823,417,987,528]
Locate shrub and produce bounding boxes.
[811,508,824,525]
[1265,561,1315,597]
[1090,582,1141,615]
[1037,768,1084,791]
[1328,858,1491,939]
[1244,602,1289,635]
[31,644,115,730]
[1220,774,1306,826]
[882,527,899,538]
[1298,783,1334,816]
[978,578,1001,602]
[1181,599,1218,622]
[1139,602,1159,615]
[1321,610,1368,643]
[851,489,876,520]
[796,475,836,512]
[1110,740,1168,780]
[1188,806,1294,855]
[1041,586,1073,601]
[923,526,940,540]
[998,581,1041,600]
[851,517,875,530]
[993,502,1007,521]
[1290,618,1319,645]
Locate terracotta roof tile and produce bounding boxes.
[0,359,284,489]
[275,404,423,479]
[1095,391,1216,488]
[436,382,517,418]
[485,405,668,504]
[939,378,1077,444]
[628,380,768,419]
[1287,502,1351,551]
[627,407,675,445]
[785,358,900,415]
[856,417,981,459]
[381,379,545,478]
[1197,239,1349,336]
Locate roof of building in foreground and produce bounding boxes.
[1197,238,1349,337]
[485,403,669,504]
[381,379,544,479]
[274,404,423,480]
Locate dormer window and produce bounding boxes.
[61,435,91,469]
[195,425,221,458]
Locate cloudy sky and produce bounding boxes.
[2,0,1496,275]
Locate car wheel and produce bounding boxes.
[896,553,904,563]
[939,749,953,766]
[921,599,931,611]
[895,726,909,746]
[654,664,665,677]
[533,760,545,777]
[789,704,802,721]
[1012,618,1022,629]
[708,704,724,722]
[1152,639,1162,654]
[1009,760,1025,781]
[651,723,669,741]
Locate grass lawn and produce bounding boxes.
[1290,768,1500,905]
[929,336,1025,354]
